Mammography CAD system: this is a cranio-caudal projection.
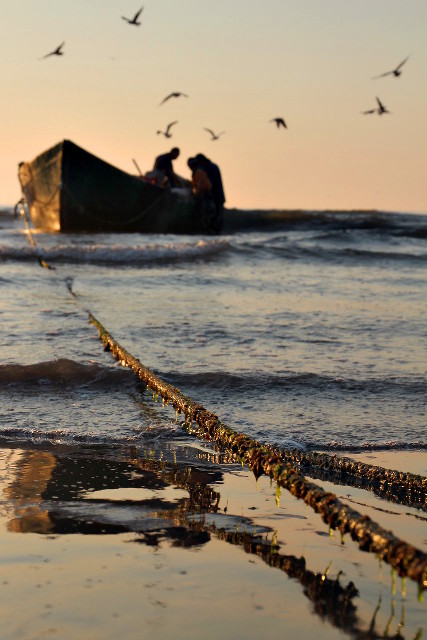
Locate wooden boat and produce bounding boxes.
[17,139,308,235]
[17,140,200,233]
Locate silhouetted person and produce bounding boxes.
[187,158,215,234]
[195,153,225,234]
[147,147,181,187]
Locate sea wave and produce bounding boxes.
[0,426,143,447]
[3,206,426,235]
[2,236,424,267]
[297,440,427,453]
[2,207,426,267]
[297,245,427,263]
[165,369,427,396]
[232,231,427,262]
[0,358,133,388]
[0,424,425,454]
[224,208,427,236]
[0,238,228,266]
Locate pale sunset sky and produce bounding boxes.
[1,0,426,212]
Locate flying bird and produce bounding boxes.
[159,92,188,106]
[372,55,410,79]
[204,128,225,141]
[156,121,178,138]
[122,7,144,25]
[41,42,65,59]
[362,97,391,115]
[270,117,287,129]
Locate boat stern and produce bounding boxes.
[18,142,63,232]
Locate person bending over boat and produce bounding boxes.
[194,153,225,234]
[146,147,181,187]
[187,157,216,234]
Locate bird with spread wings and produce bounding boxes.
[270,118,287,129]
[372,56,410,79]
[159,92,188,106]
[41,42,65,59]
[122,7,144,26]
[156,122,178,138]
[204,128,225,141]
[362,97,390,115]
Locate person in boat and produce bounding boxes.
[194,153,225,234]
[146,147,181,187]
[187,157,216,233]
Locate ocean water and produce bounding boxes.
[1,206,427,639]
[1,207,425,454]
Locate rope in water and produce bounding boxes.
[86,311,426,511]
[14,198,54,270]
[272,449,427,513]
[89,313,427,589]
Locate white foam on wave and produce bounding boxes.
[0,358,132,387]
[0,237,229,265]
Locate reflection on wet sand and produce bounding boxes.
[0,446,357,636]
[1,445,423,640]
[3,450,56,533]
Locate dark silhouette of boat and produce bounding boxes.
[17,140,200,233]
[17,139,322,235]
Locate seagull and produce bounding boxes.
[156,121,178,138]
[372,55,410,79]
[270,117,287,129]
[362,97,391,115]
[41,42,65,59]
[204,128,225,141]
[159,92,188,106]
[122,7,144,25]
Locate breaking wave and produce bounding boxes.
[0,238,228,266]
[165,369,427,396]
[1,208,426,267]
[0,358,133,388]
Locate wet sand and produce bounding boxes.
[0,441,425,640]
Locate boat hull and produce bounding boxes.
[18,140,199,233]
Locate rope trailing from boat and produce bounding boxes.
[14,198,54,270]
[89,312,427,589]
[58,277,427,513]
[24,165,61,207]
[271,449,427,513]
[88,313,426,508]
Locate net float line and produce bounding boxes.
[274,450,427,513]
[89,313,427,588]
[282,462,427,514]
[14,198,54,270]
